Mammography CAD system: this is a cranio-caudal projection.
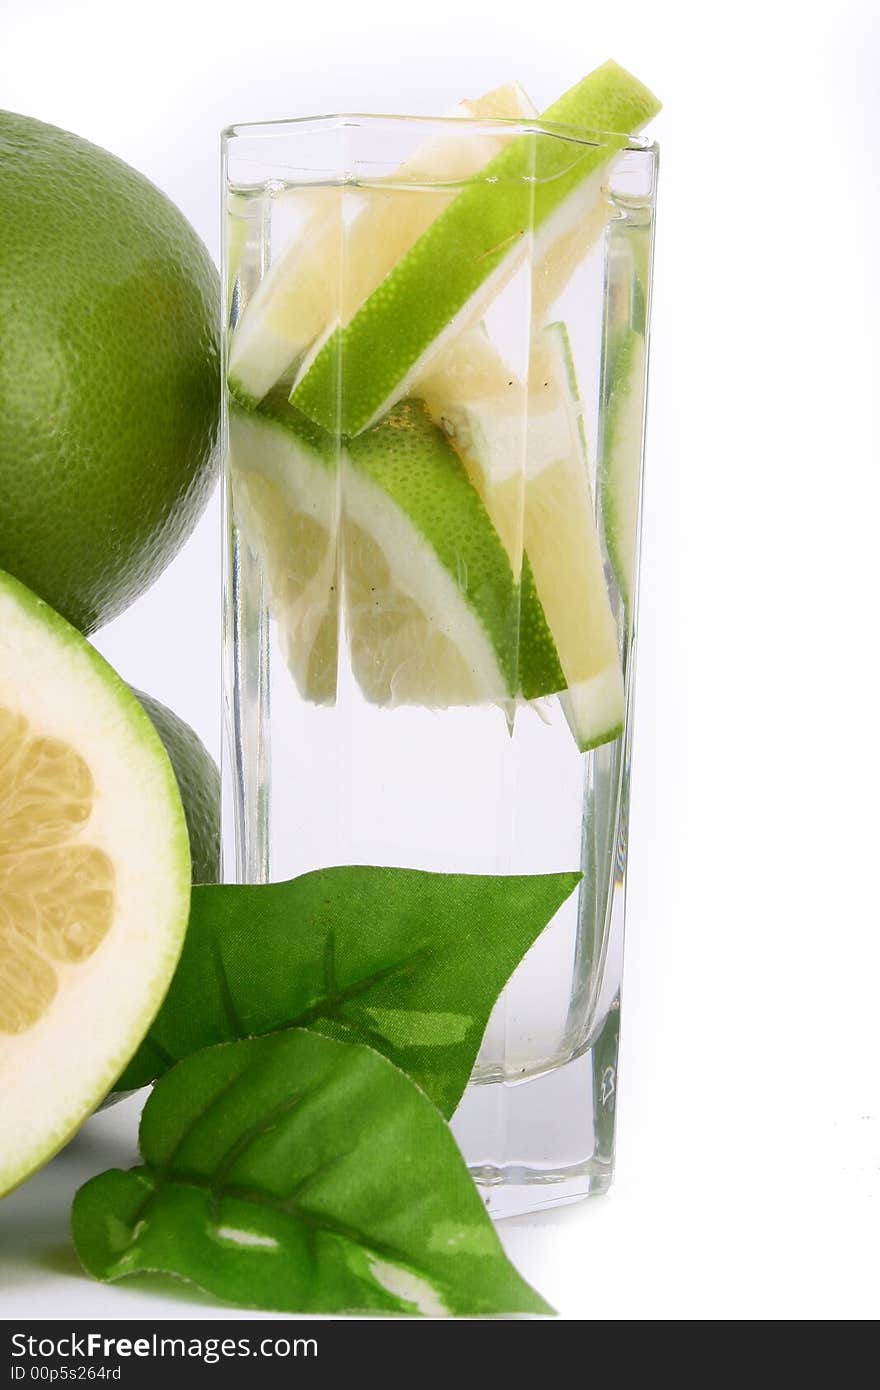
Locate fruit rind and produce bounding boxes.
[415,317,624,749]
[0,111,219,635]
[600,328,647,608]
[559,665,625,752]
[291,62,660,436]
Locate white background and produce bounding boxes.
[1,0,878,1321]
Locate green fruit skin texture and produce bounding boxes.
[133,690,221,885]
[0,112,220,633]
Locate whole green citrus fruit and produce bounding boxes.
[0,112,219,633]
[133,688,221,885]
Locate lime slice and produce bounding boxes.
[600,327,647,608]
[229,393,565,707]
[345,400,521,705]
[531,166,614,323]
[0,571,190,1196]
[291,61,660,436]
[229,391,340,703]
[0,112,219,637]
[134,689,221,885]
[418,323,624,749]
[416,328,569,567]
[458,83,534,118]
[228,84,536,405]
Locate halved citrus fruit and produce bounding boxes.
[0,572,190,1196]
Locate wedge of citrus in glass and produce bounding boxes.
[229,390,341,703]
[528,326,624,748]
[230,392,565,708]
[291,61,660,436]
[418,322,624,749]
[600,327,647,610]
[228,83,536,405]
[0,571,190,1196]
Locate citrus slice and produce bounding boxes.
[229,390,340,703]
[228,84,536,405]
[225,192,251,307]
[345,399,564,706]
[133,689,221,886]
[229,394,565,707]
[0,571,190,1196]
[419,323,624,749]
[291,61,660,436]
[600,327,647,608]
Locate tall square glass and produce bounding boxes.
[221,113,657,1217]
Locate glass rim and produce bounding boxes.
[221,111,657,155]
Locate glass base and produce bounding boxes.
[452,1024,618,1218]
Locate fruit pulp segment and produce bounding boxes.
[416,321,625,749]
[228,396,340,703]
[0,704,115,1034]
[225,63,658,737]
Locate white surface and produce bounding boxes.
[2,0,879,1322]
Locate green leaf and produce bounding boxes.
[75,1030,553,1317]
[118,867,579,1117]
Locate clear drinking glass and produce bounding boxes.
[221,112,657,1217]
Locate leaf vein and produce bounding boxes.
[163,1171,440,1280]
[287,945,432,1031]
[210,929,244,1039]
